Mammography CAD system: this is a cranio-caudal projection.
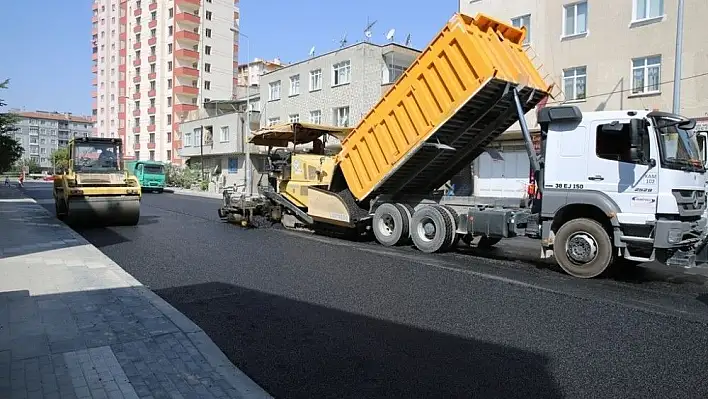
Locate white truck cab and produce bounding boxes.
[533,106,707,277]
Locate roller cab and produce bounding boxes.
[53,136,141,227]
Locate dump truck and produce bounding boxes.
[124,160,166,192]
[53,136,141,226]
[219,12,708,278]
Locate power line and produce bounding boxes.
[547,70,708,105]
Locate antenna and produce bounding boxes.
[364,18,377,42]
[404,33,411,46]
[386,28,396,42]
[339,32,348,48]
[309,46,316,57]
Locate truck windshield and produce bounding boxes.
[653,116,704,173]
[143,165,164,174]
[74,142,122,173]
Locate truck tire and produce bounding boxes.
[554,218,613,278]
[395,203,414,245]
[373,203,409,246]
[435,205,459,251]
[411,205,454,253]
[55,199,67,221]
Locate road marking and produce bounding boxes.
[0,198,37,203]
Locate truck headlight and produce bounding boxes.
[667,228,683,244]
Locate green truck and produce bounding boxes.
[124,160,166,192]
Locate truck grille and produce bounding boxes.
[672,189,706,218]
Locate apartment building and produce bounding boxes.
[10,111,94,169]
[258,41,420,129]
[231,57,284,112]
[92,0,240,164]
[460,0,708,199]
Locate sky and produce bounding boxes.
[0,0,458,116]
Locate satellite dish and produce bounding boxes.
[309,46,316,57]
[364,19,377,41]
[404,33,411,46]
[386,28,395,41]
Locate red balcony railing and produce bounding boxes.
[173,85,198,96]
[148,37,157,46]
[148,72,156,80]
[174,48,198,61]
[147,125,156,132]
[175,12,200,25]
[174,67,198,78]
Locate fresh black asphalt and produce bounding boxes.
[22,182,708,398]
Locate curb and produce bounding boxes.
[163,187,223,199]
[9,187,272,398]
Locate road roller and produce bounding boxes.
[53,135,141,226]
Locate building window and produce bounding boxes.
[333,106,350,127]
[168,43,172,54]
[631,55,661,94]
[205,11,212,20]
[220,126,229,142]
[289,75,300,96]
[184,131,192,146]
[511,14,531,44]
[168,8,173,18]
[204,63,211,72]
[384,64,406,84]
[149,133,155,143]
[204,81,211,90]
[168,61,172,71]
[168,26,173,36]
[167,96,172,106]
[563,2,588,37]
[167,149,172,159]
[167,114,172,124]
[562,66,587,101]
[205,28,211,38]
[634,0,664,21]
[289,114,300,123]
[149,150,155,161]
[269,81,281,101]
[135,151,140,159]
[332,61,351,86]
[309,69,322,91]
[205,46,211,55]
[309,110,322,124]
[267,117,280,126]
[167,79,172,89]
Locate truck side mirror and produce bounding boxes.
[629,119,646,163]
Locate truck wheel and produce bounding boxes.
[477,236,502,248]
[373,203,409,246]
[554,218,613,278]
[395,203,414,245]
[55,200,67,220]
[435,205,458,251]
[411,206,453,253]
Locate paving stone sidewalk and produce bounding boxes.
[0,187,271,399]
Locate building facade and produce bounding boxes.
[92,0,240,164]
[257,42,420,129]
[460,0,708,198]
[11,111,94,169]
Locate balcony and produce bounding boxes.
[149,2,157,11]
[148,55,157,63]
[91,91,97,98]
[148,90,156,97]
[133,109,140,116]
[92,65,98,73]
[148,37,157,46]
[119,64,127,73]
[118,112,126,120]
[92,52,98,61]
[148,20,157,29]
[92,78,97,86]
[148,72,156,80]
[147,107,156,114]
[120,16,127,25]
[133,42,141,50]
[173,85,198,96]
[147,142,156,150]
[147,125,156,132]
[133,59,141,66]
[119,48,126,57]
[133,25,141,33]
[133,76,141,83]
[176,0,200,10]
[174,66,198,78]
[134,143,140,150]
[133,127,140,134]
[133,8,141,16]
[92,2,98,10]
[175,48,198,61]
[175,29,199,44]
[92,15,98,23]
[173,104,197,114]
[92,28,98,36]
[175,12,200,26]
[133,92,141,100]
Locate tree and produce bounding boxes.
[0,79,23,173]
[14,158,41,174]
[51,147,70,172]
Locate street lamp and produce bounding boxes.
[672,0,685,115]
[230,26,253,196]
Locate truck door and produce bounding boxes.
[586,119,658,223]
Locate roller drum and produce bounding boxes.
[64,196,140,227]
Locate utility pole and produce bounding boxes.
[672,0,685,115]
[199,124,204,180]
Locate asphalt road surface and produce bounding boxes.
[23,182,708,399]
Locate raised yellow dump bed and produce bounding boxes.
[336,13,551,202]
